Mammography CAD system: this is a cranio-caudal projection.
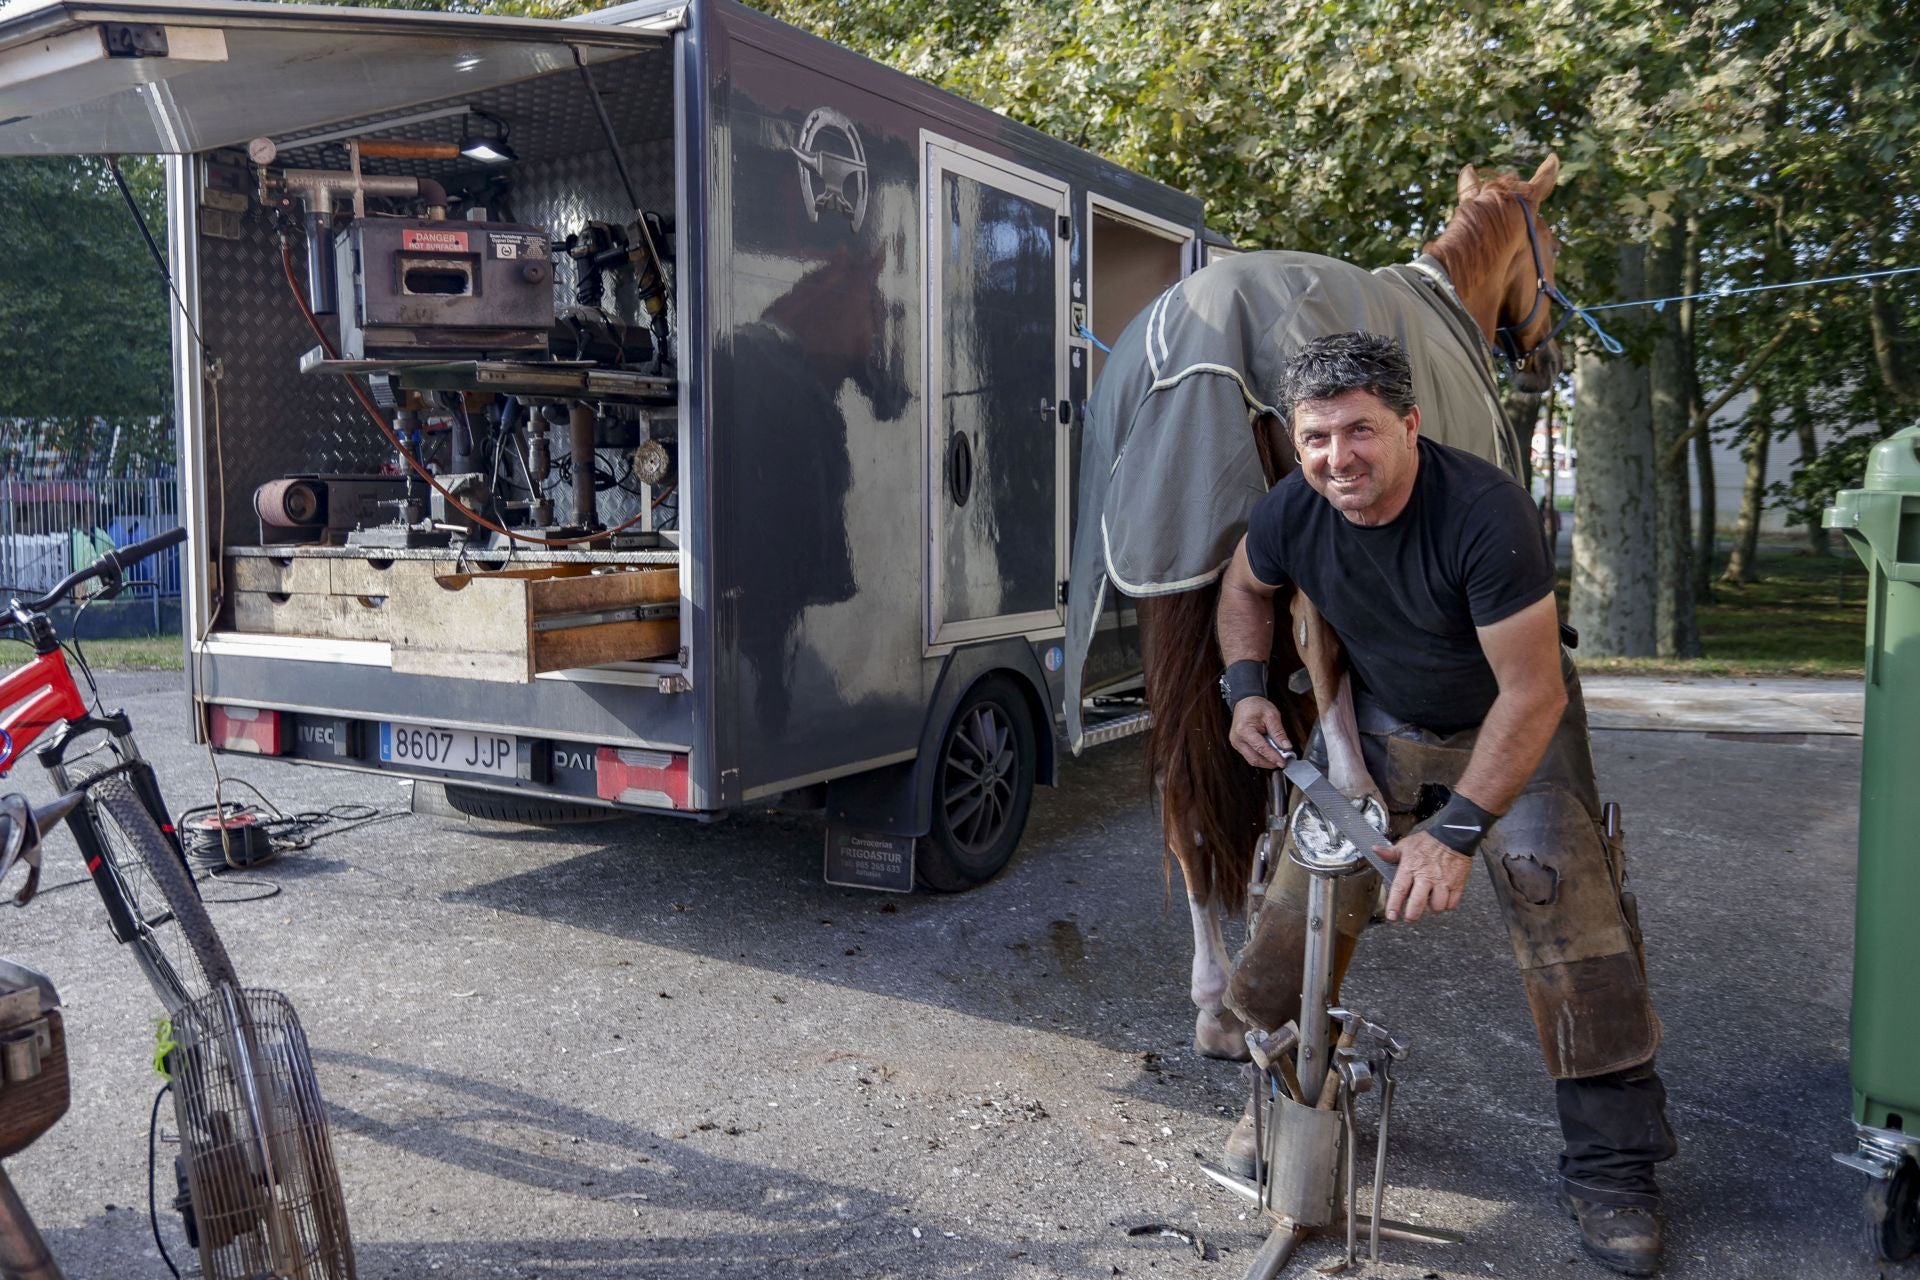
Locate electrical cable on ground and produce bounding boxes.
[148,1079,182,1280]
[179,789,408,872]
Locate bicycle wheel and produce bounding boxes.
[83,775,237,1015]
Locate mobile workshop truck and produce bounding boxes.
[0,0,1204,890]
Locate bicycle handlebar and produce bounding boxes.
[15,526,187,613]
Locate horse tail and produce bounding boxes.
[1143,585,1259,914]
[1142,582,1319,916]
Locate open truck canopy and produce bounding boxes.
[0,0,660,155]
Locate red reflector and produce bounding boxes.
[594,746,689,809]
[208,705,283,756]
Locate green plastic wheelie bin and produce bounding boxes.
[1825,424,1920,1263]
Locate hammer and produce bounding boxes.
[1246,1020,1304,1101]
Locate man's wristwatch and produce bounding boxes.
[1219,660,1268,711]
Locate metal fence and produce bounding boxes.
[1,475,183,629]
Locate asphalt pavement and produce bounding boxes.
[0,670,1883,1279]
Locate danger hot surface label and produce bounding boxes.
[401,228,470,252]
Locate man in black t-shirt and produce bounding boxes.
[1215,333,1676,1277]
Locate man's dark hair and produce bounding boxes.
[1278,332,1418,425]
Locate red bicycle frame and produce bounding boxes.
[0,651,89,779]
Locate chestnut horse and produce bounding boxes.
[1136,158,1569,1059]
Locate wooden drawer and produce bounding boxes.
[226,554,332,596]
[222,557,679,681]
[388,564,680,682]
[229,589,392,641]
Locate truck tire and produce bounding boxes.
[917,676,1036,892]
[440,784,617,826]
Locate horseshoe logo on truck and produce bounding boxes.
[791,107,868,233]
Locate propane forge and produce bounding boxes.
[1205,769,1465,1279]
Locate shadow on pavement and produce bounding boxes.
[313,1048,1103,1279]
[438,739,1201,1070]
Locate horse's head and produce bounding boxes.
[1429,154,1565,394]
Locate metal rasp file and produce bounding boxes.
[1265,735,1397,884]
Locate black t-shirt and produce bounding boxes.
[1246,437,1554,733]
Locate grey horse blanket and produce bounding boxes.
[1065,249,1523,750]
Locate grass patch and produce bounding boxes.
[66,633,184,672]
[27,552,1872,681]
[1556,549,1866,679]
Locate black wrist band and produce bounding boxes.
[1430,791,1498,856]
[1219,660,1268,710]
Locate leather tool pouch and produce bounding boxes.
[0,978,69,1159]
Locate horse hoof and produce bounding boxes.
[1194,1007,1251,1060]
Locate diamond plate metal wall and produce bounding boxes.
[273,48,674,178]
[198,50,678,546]
[199,219,386,550]
[516,139,676,329]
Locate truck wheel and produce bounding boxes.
[440,784,617,826]
[917,677,1036,892]
[1866,1159,1920,1262]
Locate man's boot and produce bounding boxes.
[1221,1064,1259,1178]
[1563,1193,1662,1277]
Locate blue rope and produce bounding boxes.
[1584,263,1920,315]
[1075,322,1112,354]
[1567,303,1625,355]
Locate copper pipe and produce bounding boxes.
[351,139,461,161]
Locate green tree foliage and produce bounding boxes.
[0,156,173,471]
[753,0,1602,266]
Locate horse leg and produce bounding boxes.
[1175,844,1251,1061]
[1288,592,1382,801]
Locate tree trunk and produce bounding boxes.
[1692,406,1716,597]
[1648,217,1701,657]
[1870,280,1920,408]
[1503,386,1543,490]
[1570,244,1658,657]
[1683,213,1715,601]
[1543,391,1561,541]
[1723,204,1793,586]
[1792,385,1830,557]
[1722,385,1771,584]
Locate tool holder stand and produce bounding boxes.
[1221,782,1463,1280]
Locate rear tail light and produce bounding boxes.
[595,746,689,809]
[208,705,283,755]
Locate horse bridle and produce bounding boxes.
[1492,195,1581,371]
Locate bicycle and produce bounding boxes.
[0,531,356,1279]
[0,527,235,1014]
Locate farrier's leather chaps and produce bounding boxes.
[1226,665,1660,1080]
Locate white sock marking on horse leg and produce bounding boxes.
[1186,891,1230,1015]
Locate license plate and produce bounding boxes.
[379,722,517,779]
